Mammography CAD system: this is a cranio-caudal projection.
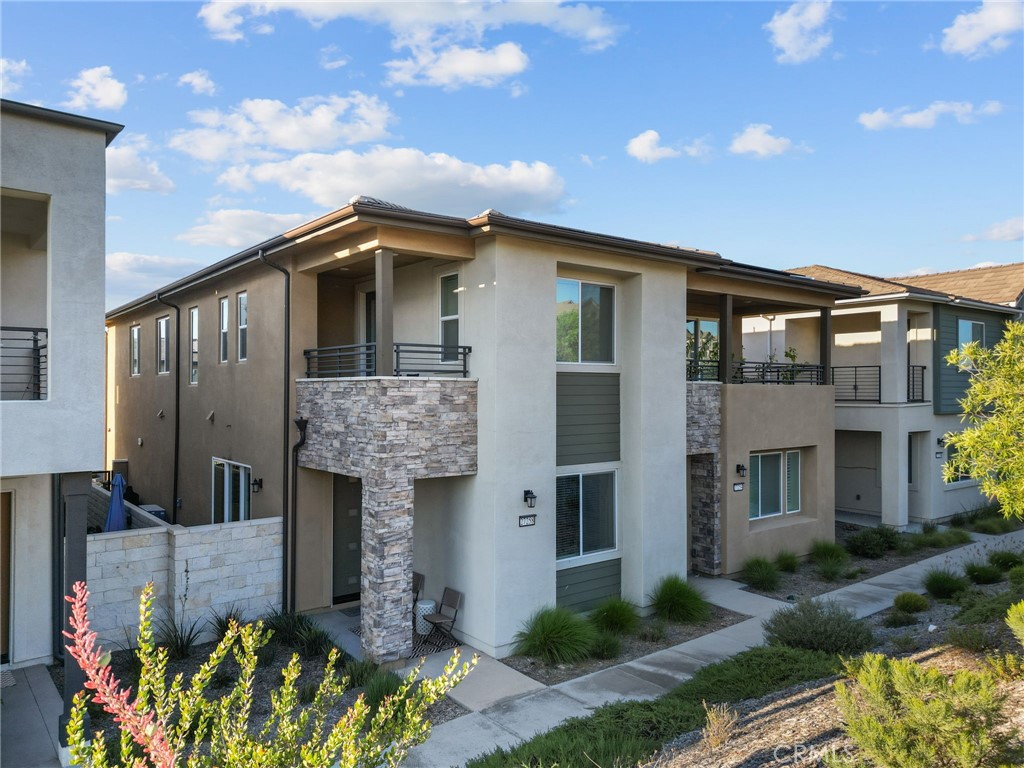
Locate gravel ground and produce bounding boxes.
[501,606,748,686]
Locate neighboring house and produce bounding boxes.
[744,264,1022,531]
[105,197,858,662]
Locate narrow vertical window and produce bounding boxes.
[189,306,199,384]
[219,297,229,363]
[156,316,169,374]
[749,451,801,519]
[211,458,251,523]
[957,319,985,351]
[129,326,140,376]
[555,471,617,560]
[556,277,615,364]
[786,451,800,513]
[237,292,248,361]
[439,275,459,361]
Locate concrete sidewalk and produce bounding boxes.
[403,528,1024,767]
[0,665,63,768]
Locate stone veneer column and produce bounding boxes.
[359,470,414,662]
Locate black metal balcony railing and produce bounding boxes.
[304,342,472,378]
[832,365,881,402]
[1,326,48,400]
[686,358,824,385]
[686,358,719,382]
[907,364,927,403]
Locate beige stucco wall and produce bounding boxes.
[0,230,47,329]
[719,384,836,574]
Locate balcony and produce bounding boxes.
[686,358,824,385]
[907,364,926,403]
[832,364,928,403]
[304,342,472,379]
[1,326,47,400]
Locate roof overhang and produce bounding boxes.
[1,99,123,146]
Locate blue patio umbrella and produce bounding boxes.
[104,473,127,533]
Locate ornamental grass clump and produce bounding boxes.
[763,599,873,655]
[649,575,711,622]
[513,606,597,664]
[741,557,780,592]
[989,549,1024,570]
[965,561,1004,585]
[893,592,929,613]
[774,550,800,573]
[62,581,474,768]
[923,567,969,599]
[589,597,640,635]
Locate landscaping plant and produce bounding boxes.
[700,700,740,753]
[1010,565,1024,593]
[649,575,711,622]
[763,599,873,655]
[892,592,928,613]
[513,606,597,664]
[923,568,969,599]
[774,550,800,573]
[207,605,245,642]
[588,597,640,635]
[882,610,917,629]
[589,631,622,660]
[809,539,849,565]
[740,557,780,591]
[964,560,1004,585]
[62,581,474,768]
[988,549,1024,570]
[843,529,890,559]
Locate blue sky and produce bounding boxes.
[2,1,1022,308]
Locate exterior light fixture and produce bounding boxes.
[736,464,747,478]
[251,477,263,494]
[523,490,537,508]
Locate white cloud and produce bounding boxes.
[626,130,681,163]
[1,58,30,96]
[941,0,1023,59]
[764,1,834,64]
[62,65,127,111]
[682,136,713,160]
[168,92,394,163]
[729,124,800,157]
[177,209,308,248]
[106,251,206,308]
[385,41,528,89]
[509,80,527,98]
[219,145,566,216]
[858,100,1002,130]
[319,44,350,70]
[106,134,175,194]
[178,69,217,95]
[962,217,1024,242]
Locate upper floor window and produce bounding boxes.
[219,297,229,363]
[156,316,170,374]
[212,457,251,523]
[556,470,616,560]
[749,450,801,519]
[556,278,614,364]
[129,325,140,376]
[686,318,719,360]
[945,443,972,483]
[957,319,985,351]
[189,307,199,384]
[439,274,459,361]
[237,292,248,361]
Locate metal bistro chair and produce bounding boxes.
[412,571,425,605]
[424,587,462,646]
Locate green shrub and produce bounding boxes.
[589,631,622,660]
[649,575,711,622]
[295,624,336,658]
[256,640,278,668]
[986,652,1024,680]
[816,557,845,582]
[889,633,919,654]
[208,604,245,642]
[1010,565,1024,592]
[809,540,849,565]
[844,529,888,559]
[972,516,1019,535]
[299,681,318,704]
[262,608,315,647]
[363,669,404,710]
[344,659,378,688]
[964,561,1004,585]
[741,557,780,591]
[910,527,973,549]
[589,597,640,635]
[893,592,929,613]
[843,567,866,580]
[156,611,203,661]
[513,606,597,664]
[882,610,918,628]
[894,537,919,555]
[988,550,1024,570]
[923,568,969,598]
[763,599,873,655]
[1007,599,1024,647]
[775,550,800,573]
[957,590,1018,625]
[946,625,992,652]
[834,653,1012,768]
[635,620,667,643]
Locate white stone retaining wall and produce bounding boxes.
[86,516,283,645]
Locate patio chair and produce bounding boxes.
[412,571,424,605]
[424,587,462,644]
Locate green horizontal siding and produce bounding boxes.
[556,558,621,612]
[933,306,1007,415]
[557,372,620,466]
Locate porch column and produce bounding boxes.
[718,294,733,383]
[879,304,908,403]
[58,472,91,745]
[880,425,909,529]
[359,470,413,662]
[819,307,832,385]
[374,248,395,376]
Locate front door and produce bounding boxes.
[1,492,11,663]
[332,476,362,605]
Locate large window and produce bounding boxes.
[686,317,719,360]
[749,450,801,519]
[439,274,459,361]
[219,297,229,363]
[945,443,971,483]
[556,471,616,560]
[211,458,251,523]
[556,278,615,363]
[156,316,170,374]
[957,319,985,351]
[189,306,199,384]
[237,292,248,361]
[129,325,140,376]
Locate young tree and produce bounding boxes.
[943,320,1024,520]
[63,581,474,768]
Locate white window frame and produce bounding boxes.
[237,292,248,362]
[944,443,974,485]
[219,297,229,364]
[749,450,801,520]
[211,457,251,523]
[156,316,170,375]
[129,325,140,376]
[555,464,619,568]
[439,273,460,362]
[957,319,985,351]
[189,306,199,385]
[556,277,617,366]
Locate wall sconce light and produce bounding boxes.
[523,490,537,509]
[251,477,263,494]
[736,464,747,478]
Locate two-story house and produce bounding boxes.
[105,197,859,663]
[744,264,1022,530]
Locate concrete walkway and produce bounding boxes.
[403,528,1024,768]
[0,665,64,768]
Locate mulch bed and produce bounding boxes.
[501,605,748,686]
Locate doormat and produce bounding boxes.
[349,627,460,657]
[0,670,15,688]
[341,606,360,618]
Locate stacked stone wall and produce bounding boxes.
[686,382,721,455]
[686,382,723,575]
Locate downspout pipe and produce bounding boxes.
[155,292,181,523]
[258,250,292,611]
[290,417,308,614]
